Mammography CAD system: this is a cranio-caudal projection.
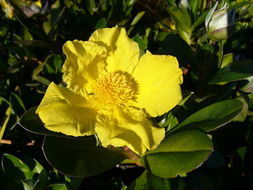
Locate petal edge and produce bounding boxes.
[133,51,183,117]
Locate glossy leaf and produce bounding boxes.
[141,130,213,178]
[191,10,208,31]
[46,184,68,190]
[10,92,26,116]
[0,167,23,190]
[95,17,107,29]
[53,55,63,73]
[130,11,145,26]
[233,96,248,122]
[209,69,251,84]
[172,99,243,132]
[33,169,49,190]
[127,170,170,190]
[155,34,197,67]
[0,106,11,140]
[22,156,44,174]
[239,76,253,93]
[1,154,33,180]
[22,180,34,190]
[168,6,191,33]
[210,59,253,84]
[158,112,178,131]
[237,146,247,160]
[42,136,127,177]
[221,53,234,69]
[133,34,147,51]
[19,107,63,136]
[189,0,200,17]
[128,170,187,190]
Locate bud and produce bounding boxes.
[205,2,235,41]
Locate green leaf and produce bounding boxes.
[45,64,55,74]
[19,107,63,136]
[33,55,52,77]
[237,146,247,160]
[22,180,34,190]
[22,156,44,174]
[128,170,187,190]
[191,10,208,31]
[189,0,200,16]
[0,168,23,190]
[167,5,192,44]
[95,17,107,29]
[68,178,83,190]
[33,76,51,85]
[217,40,224,67]
[155,34,197,67]
[230,59,253,73]
[233,96,248,122]
[133,34,147,51]
[168,6,192,33]
[127,170,171,190]
[158,112,178,131]
[172,99,243,132]
[80,172,123,189]
[34,169,49,190]
[128,11,145,35]
[46,183,68,190]
[221,53,234,69]
[209,69,251,84]
[85,0,96,15]
[0,106,11,140]
[210,59,253,84]
[141,130,213,178]
[130,11,145,26]
[10,92,26,116]
[239,76,253,93]
[2,154,33,181]
[53,55,63,73]
[42,136,127,177]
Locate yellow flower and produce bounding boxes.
[36,27,183,155]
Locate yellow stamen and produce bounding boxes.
[92,71,138,107]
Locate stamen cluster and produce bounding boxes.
[93,71,138,106]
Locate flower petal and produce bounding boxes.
[133,51,183,117]
[95,107,165,155]
[89,26,139,73]
[62,40,107,96]
[36,83,97,136]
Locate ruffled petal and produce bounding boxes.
[89,26,139,73]
[133,51,183,117]
[95,107,165,155]
[36,82,97,136]
[62,40,107,96]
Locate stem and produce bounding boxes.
[217,40,224,68]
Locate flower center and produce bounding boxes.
[92,71,138,107]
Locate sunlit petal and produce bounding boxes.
[62,40,107,96]
[133,51,183,117]
[95,107,165,155]
[89,26,139,73]
[36,83,97,136]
